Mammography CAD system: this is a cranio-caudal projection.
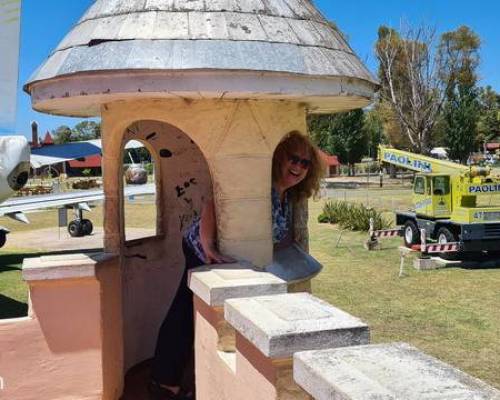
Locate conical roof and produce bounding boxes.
[25,0,377,116]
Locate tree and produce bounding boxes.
[72,121,101,141]
[439,26,481,163]
[52,120,101,144]
[52,125,72,144]
[308,114,332,152]
[376,24,448,154]
[364,108,387,158]
[308,110,368,176]
[477,86,500,145]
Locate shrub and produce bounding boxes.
[318,200,392,231]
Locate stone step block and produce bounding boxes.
[225,292,370,359]
[189,264,287,307]
[294,342,500,400]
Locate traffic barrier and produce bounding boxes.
[425,243,460,253]
[373,229,402,239]
[369,218,402,240]
[420,229,460,253]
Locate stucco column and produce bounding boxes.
[207,101,307,268]
[101,105,124,253]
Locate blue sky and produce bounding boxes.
[12,0,500,138]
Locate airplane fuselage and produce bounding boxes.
[0,136,31,203]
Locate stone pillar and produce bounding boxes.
[101,105,125,253]
[189,265,287,400]
[0,253,123,400]
[206,101,308,268]
[189,266,370,400]
[224,292,370,400]
[208,102,273,268]
[294,343,500,400]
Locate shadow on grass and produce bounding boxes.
[0,294,28,319]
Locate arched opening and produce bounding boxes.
[267,131,322,288]
[119,120,213,386]
[122,139,158,243]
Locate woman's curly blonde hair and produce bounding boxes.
[272,131,325,201]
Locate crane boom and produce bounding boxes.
[378,146,469,174]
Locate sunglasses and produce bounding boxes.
[288,154,312,169]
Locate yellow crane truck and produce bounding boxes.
[379,146,500,256]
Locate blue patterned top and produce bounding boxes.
[184,187,291,262]
[271,186,291,244]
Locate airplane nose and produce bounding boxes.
[8,161,30,191]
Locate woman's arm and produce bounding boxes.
[199,199,235,264]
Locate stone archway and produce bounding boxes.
[118,120,213,371]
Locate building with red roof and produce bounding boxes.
[318,149,340,177]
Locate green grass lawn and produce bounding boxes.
[1,188,499,388]
[309,198,500,388]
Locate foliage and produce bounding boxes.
[308,109,369,175]
[123,147,152,164]
[364,108,387,158]
[443,86,480,163]
[375,24,447,154]
[53,125,72,144]
[144,163,154,175]
[477,86,500,144]
[72,121,101,141]
[52,120,101,144]
[439,26,481,163]
[318,200,392,231]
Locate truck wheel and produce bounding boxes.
[68,220,84,237]
[436,227,459,260]
[0,231,7,248]
[437,227,457,244]
[81,219,93,236]
[403,221,420,247]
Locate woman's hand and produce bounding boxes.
[200,199,236,264]
[202,243,236,265]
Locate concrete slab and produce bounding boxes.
[413,257,440,271]
[22,252,114,281]
[189,266,287,307]
[294,343,500,400]
[225,292,369,359]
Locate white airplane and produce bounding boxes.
[0,4,156,248]
[0,136,155,248]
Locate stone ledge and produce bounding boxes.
[22,252,114,282]
[225,292,369,359]
[189,264,287,307]
[294,342,500,400]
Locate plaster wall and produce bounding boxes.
[100,100,307,370]
[193,297,309,400]
[101,99,306,261]
[0,278,103,400]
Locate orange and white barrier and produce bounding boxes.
[420,229,460,254]
[369,218,402,240]
[373,229,402,239]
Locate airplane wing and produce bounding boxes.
[30,139,144,168]
[0,183,155,221]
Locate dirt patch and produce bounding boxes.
[5,227,156,252]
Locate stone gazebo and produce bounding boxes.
[2,1,498,400]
